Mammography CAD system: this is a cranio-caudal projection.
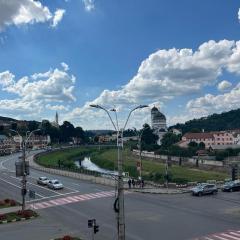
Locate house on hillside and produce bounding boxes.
[231,129,240,145]
[0,135,16,155]
[179,131,235,149]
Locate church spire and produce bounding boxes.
[55,111,59,126]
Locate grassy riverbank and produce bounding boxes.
[36,147,228,183]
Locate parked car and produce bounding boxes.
[47,179,64,190]
[191,183,218,196]
[37,177,49,185]
[222,180,240,192]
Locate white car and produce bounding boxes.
[37,177,49,185]
[47,179,64,190]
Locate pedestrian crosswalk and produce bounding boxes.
[196,230,240,240]
[29,190,116,210]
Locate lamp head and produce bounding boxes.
[90,104,100,109]
[138,105,148,109]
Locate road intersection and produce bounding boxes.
[0,152,240,240]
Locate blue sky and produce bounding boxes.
[0,0,240,130]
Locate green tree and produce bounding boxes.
[141,123,158,145]
[189,128,201,133]
[161,132,181,148]
[60,121,75,142]
[188,141,198,148]
[28,121,40,132]
[199,142,205,150]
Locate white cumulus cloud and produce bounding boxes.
[217,80,232,91]
[65,39,240,129]
[0,0,65,31]
[187,83,240,116]
[82,0,95,12]
[51,9,65,28]
[0,63,76,117]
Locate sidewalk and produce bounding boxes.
[127,187,191,194]
[0,206,21,214]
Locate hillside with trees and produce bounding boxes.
[0,116,89,144]
[171,108,240,134]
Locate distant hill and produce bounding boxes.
[0,116,17,122]
[171,108,240,134]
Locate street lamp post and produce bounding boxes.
[137,126,148,180]
[90,104,148,240]
[10,129,40,211]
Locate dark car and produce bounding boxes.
[222,180,240,192]
[191,183,218,196]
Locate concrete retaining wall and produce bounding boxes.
[133,150,224,167]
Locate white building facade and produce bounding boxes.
[151,106,167,145]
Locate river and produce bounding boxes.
[75,157,118,176]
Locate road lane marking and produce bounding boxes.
[220,234,240,240]
[30,190,116,210]
[0,176,22,189]
[26,191,79,203]
[196,230,240,240]
[26,175,79,193]
[9,175,65,196]
[229,232,240,237]
[0,176,44,198]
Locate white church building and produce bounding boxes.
[151,106,167,145]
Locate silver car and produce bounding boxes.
[37,177,49,185]
[47,179,64,190]
[191,183,218,196]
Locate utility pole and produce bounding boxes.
[10,129,40,211]
[138,135,142,179]
[117,129,125,239]
[90,104,148,240]
[138,126,147,180]
[22,140,27,211]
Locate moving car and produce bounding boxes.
[47,179,64,190]
[191,183,218,196]
[222,180,240,192]
[37,177,49,185]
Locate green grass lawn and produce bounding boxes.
[36,147,227,183]
[90,148,227,183]
[36,148,94,167]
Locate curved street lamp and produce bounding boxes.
[90,104,148,240]
[10,128,41,210]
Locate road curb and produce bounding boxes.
[0,215,37,224]
[130,189,191,194]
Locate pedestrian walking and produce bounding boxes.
[137,179,141,188]
[128,179,132,189]
[132,179,135,188]
[141,179,144,188]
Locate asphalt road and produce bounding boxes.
[0,152,240,240]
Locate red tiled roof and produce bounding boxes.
[183,132,214,139]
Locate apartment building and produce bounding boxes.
[180,131,235,148]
